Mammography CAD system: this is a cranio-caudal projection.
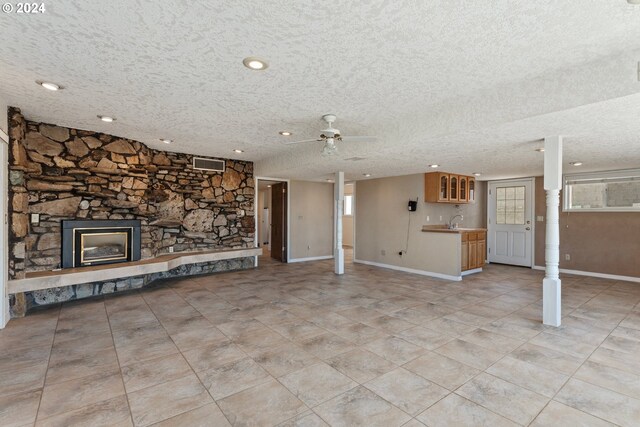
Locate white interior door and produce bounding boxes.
[488,179,534,267]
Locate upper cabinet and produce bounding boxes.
[425,173,450,202]
[425,172,477,204]
[449,176,458,202]
[468,176,476,203]
[459,176,468,203]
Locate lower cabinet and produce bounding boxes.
[461,231,486,271]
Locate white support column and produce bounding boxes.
[543,136,563,327]
[0,128,8,328]
[334,171,344,275]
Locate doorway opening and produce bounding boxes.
[487,178,535,267]
[342,183,355,263]
[255,177,290,264]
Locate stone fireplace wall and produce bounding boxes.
[8,107,255,283]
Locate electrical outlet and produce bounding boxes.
[426,215,430,222]
[439,215,443,221]
[565,253,570,261]
[169,246,174,253]
[460,215,464,221]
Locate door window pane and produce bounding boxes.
[496,185,526,225]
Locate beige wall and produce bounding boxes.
[1,97,7,135]
[290,180,334,259]
[534,177,640,277]
[355,173,486,277]
[343,184,354,247]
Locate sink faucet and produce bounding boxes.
[448,215,463,229]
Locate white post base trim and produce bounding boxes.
[289,255,334,263]
[335,248,345,275]
[543,277,562,327]
[353,259,461,281]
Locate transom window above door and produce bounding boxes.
[496,186,526,225]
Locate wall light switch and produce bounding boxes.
[536,216,544,222]
[30,213,40,225]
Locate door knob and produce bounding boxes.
[525,227,531,230]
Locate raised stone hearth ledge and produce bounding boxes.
[8,247,261,294]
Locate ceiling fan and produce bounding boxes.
[284,114,376,156]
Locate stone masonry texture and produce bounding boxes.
[7,107,255,315]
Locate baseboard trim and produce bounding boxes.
[462,268,483,276]
[288,255,334,263]
[532,265,640,283]
[353,259,461,281]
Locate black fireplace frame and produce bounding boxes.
[61,219,141,269]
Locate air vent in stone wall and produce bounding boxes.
[193,157,225,172]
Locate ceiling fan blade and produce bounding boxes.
[339,136,377,143]
[283,138,323,145]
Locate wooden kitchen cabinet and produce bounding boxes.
[425,173,450,202]
[459,176,468,202]
[425,172,476,204]
[468,177,476,203]
[449,175,459,202]
[461,230,486,271]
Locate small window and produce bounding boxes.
[564,169,640,212]
[344,195,353,216]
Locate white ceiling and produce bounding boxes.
[1,1,639,181]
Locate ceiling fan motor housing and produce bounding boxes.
[321,128,340,138]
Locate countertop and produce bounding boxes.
[422,225,487,234]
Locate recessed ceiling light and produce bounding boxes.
[243,57,269,70]
[36,81,62,91]
[473,172,482,176]
[570,161,583,166]
[160,139,172,144]
[428,164,439,168]
[279,131,292,136]
[97,115,115,122]
[363,173,371,177]
[233,149,244,153]
[535,148,545,152]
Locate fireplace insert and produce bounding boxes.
[61,220,141,268]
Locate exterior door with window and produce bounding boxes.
[488,179,533,267]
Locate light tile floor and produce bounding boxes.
[1,255,640,426]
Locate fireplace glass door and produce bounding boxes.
[74,228,132,267]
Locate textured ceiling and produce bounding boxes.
[1,1,639,181]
